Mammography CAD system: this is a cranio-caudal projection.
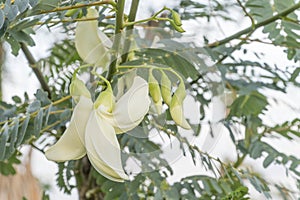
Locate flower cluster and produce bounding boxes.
[46,76,150,182]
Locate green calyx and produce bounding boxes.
[94,84,115,113]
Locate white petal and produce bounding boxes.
[45,96,93,162]
[116,69,137,100]
[75,8,112,67]
[101,76,150,134]
[85,110,128,182]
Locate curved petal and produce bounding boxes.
[100,76,150,134]
[85,110,128,182]
[45,96,93,162]
[75,8,112,67]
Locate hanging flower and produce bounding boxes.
[45,76,150,182]
[75,8,112,68]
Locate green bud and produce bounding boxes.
[160,71,172,106]
[148,70,162,103]
[65,9,78,17]
[94,85,115,112]
[169,81,191,129]
[69,77,91,102]
[173,81,186,102]
[171,10,182,26]
[149,69,163,115]
[65,3,83,17]
[170,20,185,33]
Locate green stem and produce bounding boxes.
[37,0,116,15]
[233,154,247,168]
[20,43,51,98]
[207,2,300,48]
[106,0,126,81]
[123,7,168,27]
[121,0,140,63]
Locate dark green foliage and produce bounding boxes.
[56,162,75,194]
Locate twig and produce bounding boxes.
[37,0,116,15]
[236,0,255,28]
[121,0,140,63]
[20,43,51,98]
[207,2,300,48]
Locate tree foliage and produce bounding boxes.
[0,0,299,199]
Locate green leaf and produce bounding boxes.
[12,95,22,103]
[60,109,71,120]
[35,89,51,106]
[8,118,19,155]
[30,0,60,15]
[10,30,35,46]
[15,0,29,13]
[0,124,9,160]
[5,34,21,56]
[0,10,4,29]
[263,154,275,168]
[26,100,41,114]
[16,114,30,146]
[44,104,52,126]
[131,48,199,80]
[3,4,19,21]
[29,0,38,7]
[229,91,268,117]
[245,0,273,22]
[33,109,43,137]
[0,152,21,175]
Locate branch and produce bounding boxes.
[121,0,140,63]
[37,0,116,15]
[106,0,126,81]
[207,2,300,48]
[20,43,51,98]
[236,0,255,28]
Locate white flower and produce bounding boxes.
[45,76,150,182]
[75,8,112,68]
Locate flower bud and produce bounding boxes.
[171,10,182,26]
[170,81,191,129]
[69,77,91,102]
[94,85,115,113]
[160,71,172,106]
[148,70,163,114]
[170,20,185,33]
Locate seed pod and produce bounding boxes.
[160,71,172,106]
[171,10,182,26]
[94,85,115,112]
[69,77,91,102]
[170,20,185,33]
